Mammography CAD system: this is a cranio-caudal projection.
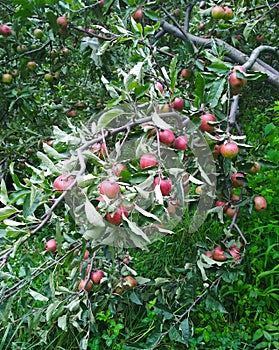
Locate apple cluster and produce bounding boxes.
[205,242,243,262]
[211,6,233,20]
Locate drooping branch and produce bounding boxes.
[160,20,279,89]
[183,3,195,32]
[243,45,279,70]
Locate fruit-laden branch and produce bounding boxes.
[160,20,279,89]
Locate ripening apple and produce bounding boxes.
[0,24,12,36]
[223,6,233,20]
[106,207,128,225]
[159,129,175,145]
[57,16,68,28]
[140,154,158,169]
[27,61,37,71]
[34,28,43,39]
[213,246,227,261]
[2,73,13,83]
[91,270,105,284]
[205,251,213,258]
[199,114,216,133]
[78,279,93,292]
[46,238,57,252]
[211,6,225,19]
[154,177,172,196]
[123,276,137,290]
[172,98,184,111]
[17,44,27,53]
[132,8,143,21]
[231,195,240,203]
[220,142,239,159]
[174,135,188,150]
[61,47,69,56]
[66,109,77,117]
[230,173,245,188]
[197,23,205,31]
[53,174,75,191]
[99,0,104,7]
[44,73,53,82]
[112,163,127,178]
[249,162,260,174]
[100,180,120,199]
[229,66,247,90]
[254,196,267,212]
[226,207,240,218]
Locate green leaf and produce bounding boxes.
[208,78,226,108]
[29,290,49,302]
[194,73,205,103]
[0,206,18,221]
[97,108,126,130]
[130,291,142,305]
[151,112,173,130]
[243,20,259,40]
[179,318,190,346]
[37,152,60,174]
[0,180,8,206]
[169,55,178,92]
[58,314,68,331]
[253,328,263,342]
[85,199,105,227]
[122,215,150,243]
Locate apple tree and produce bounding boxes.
[0,0,278,348]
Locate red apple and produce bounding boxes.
[226,207,240,218]
[215,200,228,212]
[78,279,93,292]
[229,66,247,90]
[213,246,227,261]
[100,180,120,199]
[132,8,143,21]
[46,238,57,252]
[99,0,104,7]
[199,114,216,133]
[229,247,240,260]
[123,276,137,289]
[0,24,12,36]
[53,174,75,191]
[156,81,164,94]
[231,195,240,203]
[256,35,264,42]
[197,23,205,31]
[154,177,172,196]
[140,154,158,169]
[172,98,184,111]
[2,73,13,83]
[181,68,193,80]
[223,6,233,20]
[249,162,260,174]
[220,142,239,159]
[91,270,105,284]
[66,109,77,117]
[174,135,188,150]
[211,6,225,19]
[254,196,267,212]
[57,16,68,28]
[212,144,221,158]
[106,207,128,225]
[159,129,175,145]
[205,251,213,258]
[230,173,245,188]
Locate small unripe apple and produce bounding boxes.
[11,69,19,77]
[199,114,216,133]
[61,47,69,56]
[256,35,264,42]
[44,73,53,82]
[154,177,172,196]
[211,6,225,19]
[0,24,12,36]
[46,238,57,252]
[78,279,93,292]
[112,163,127,178]
[2,73,13,83]
[159,129,175,145]
[198,23,205,31]
[27,61,37,71]
[56,16,68,28]
[213,246,227,261]
[100,180,120,199]
[174,135,188,150]
[53,174,75,191]
[106,207,128,225]
[132,8,143,21]
[172,98,184,111]
[91,270,105,284]
[230,173,245,188]
[254,196,267,212]
[249,162,260,174]
[17,44,27,53]
[140,154,158,169]
[220,142,239,159]
[34,28,43,39]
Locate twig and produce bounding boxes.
[243,45,279,70]
[183,3,195,32]
[233,223,247,245]
[228,95,239,126]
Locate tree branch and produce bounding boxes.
[160,20,279,89]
